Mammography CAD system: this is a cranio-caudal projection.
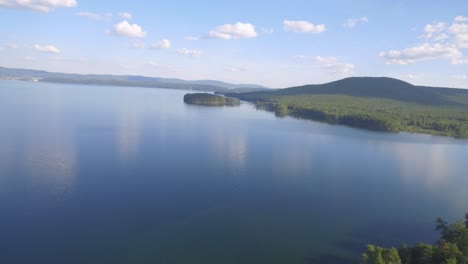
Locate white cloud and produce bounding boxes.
[0,0,76,12]
[119,12,132,20]
[383,16,468,66]
[455,16,468,22]
[34,44,61,54]
[447,22,468,34]
[207,22,257,39]
[448,22,468,48]
[111,20,146,38]
[151,39,171,49]
[422,22,446,39]
[344,17,368,29]
[177,48,202,57]
[433,33,450,42]
[314,56,355,77]
[77,11,112,21]
[283,20,326,33]
[185,36,199,41]
[449,75,467,79]
[452,58,468,65]
[379,43,462,65]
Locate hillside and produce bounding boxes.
[0,66,269,93]
[226,77,468,138]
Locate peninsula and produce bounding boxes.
[224,77,468,138]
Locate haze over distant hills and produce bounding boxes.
[0,66,269,93]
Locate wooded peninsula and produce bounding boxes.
[224,77,468,138]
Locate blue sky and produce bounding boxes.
[1,0,468,88]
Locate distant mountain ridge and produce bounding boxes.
[0,66,269,92]
[228,76,468,106]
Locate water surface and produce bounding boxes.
[0,81,467,263]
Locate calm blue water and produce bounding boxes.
[0,80,467,264]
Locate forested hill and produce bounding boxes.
[0,66,269,93]
[226,77,468,138]
[229,77,468,106]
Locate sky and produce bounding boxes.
[0,0,468,88]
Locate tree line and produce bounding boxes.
[360,214,468,264]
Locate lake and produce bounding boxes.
[0,81,467,264]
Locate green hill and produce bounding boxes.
[0,66,269,92]
[226,77,468,138]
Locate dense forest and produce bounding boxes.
[360,214,468,264]
[183,93,241,106]
[225,77,468,138]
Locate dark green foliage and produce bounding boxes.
[410,243,435,264]
[361,245,401,264]
[228,77,468,138]
[434,240,463,264]
[274,103,288,117]
[383,247,403,264]
[360,214,468,264]
[183,93,241,106]
[398,244,411,264]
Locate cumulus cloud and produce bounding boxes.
[119,12,132,19]
[448,22,468,48]
[452,58,468,65]
[34,44,61,54]
[344,17,368,29]
[379,43,462,65]
[283,20,326,33]
[422,22,446,40]
[111,20,146,38]
[381,16,468,65]
[177,48,201,57]
[455,16,468,22]
[151,39,171,49]
[313,56,355,77]
[0,0,76,12]
[77,11,111,21]
[207,22,257,39]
